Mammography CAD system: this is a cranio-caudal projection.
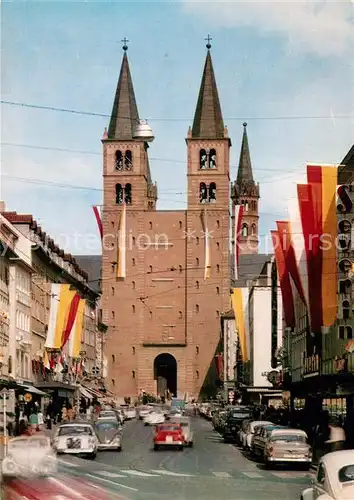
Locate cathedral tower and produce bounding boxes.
[232,122,260,254]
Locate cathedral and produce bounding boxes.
[102,42,260,399]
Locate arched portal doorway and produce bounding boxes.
[154,353,177,397]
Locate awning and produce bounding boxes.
[79,386,94,399]
[18,384,48,396]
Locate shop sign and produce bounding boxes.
[334,355,348,373]
[303,354,320,378]
[24,393,32,403]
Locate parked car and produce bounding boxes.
[263,428,311,469]
[96,410,118,421]
[2,435,57,479]
[53,422,98,459]
[223,407,253,443]
[301,450,354,500]
[170,416,194,447]
[143,409,165,426]
[137,405,153,420]
[123,407,137,420]
[242,421,273,450]
[95,419,122,451]
[153,423,185,451]
[251,424,284,458]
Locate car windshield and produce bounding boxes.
[270,434,307,443]
[228,411,251,419]
[339,465,354,483]
[59,425,93,436]
[96,421,119,431]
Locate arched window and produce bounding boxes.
[115,184,123,204]
[115,150,123,170]
[343,300,351,320]
[196,257,199,267]
[125,183,132,204]
[245,201,249,212]
[196,280,199,289]
[209,182,216,203]
[242,224,248,237]
[200,149,207,169]
[112,355,115,363]
[200,182,208,204]
[179,265,183,273]
[125,150,132,170]
[251,223,257,236]
[209,149,217,169]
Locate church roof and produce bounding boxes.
[108,51,139,140]
[191,50,225,139]
[237,122,254,185]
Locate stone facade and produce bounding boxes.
[102,48,260,400]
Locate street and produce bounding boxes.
[55,415,312,500]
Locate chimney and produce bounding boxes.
[0,201,6,212]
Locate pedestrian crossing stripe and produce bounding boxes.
[242,472,263,479]
[150,470,195,477]
[212,472,232,478]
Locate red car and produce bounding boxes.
[153,423,184,451]
[2,475,125,499]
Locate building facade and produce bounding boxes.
[102,46,260,400]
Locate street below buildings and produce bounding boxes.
[55,415,312,500]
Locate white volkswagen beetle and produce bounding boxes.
[301,450,354,500]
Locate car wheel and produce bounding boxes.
[179,446,184,451]
[154,444,159,451]
[88,452,97,460]
[189,442,194,448]
[117,446,122,452]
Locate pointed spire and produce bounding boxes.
[108,45,139,140]
[191,45,225,139]
[237,122,254,184]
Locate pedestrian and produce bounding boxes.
[37,409,44,431]
[326,423,346,452]
[29,408,38,432]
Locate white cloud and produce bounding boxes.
[182,0,354,56]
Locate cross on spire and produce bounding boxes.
[205,34,212,50]
[121,38,129,51]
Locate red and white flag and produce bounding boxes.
[234,205,244,280]
[93,205,103,240]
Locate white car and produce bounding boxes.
[124,407,137,420]
[138,405,153,420]
[53,422,98,459]
[243,421,273,450]
[301,450,354,500]
[143,410,165,426]
[2,435,57,479]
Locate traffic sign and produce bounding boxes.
[228,390,235,402]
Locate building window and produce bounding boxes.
[111,263,115,273]
[179,311,183,318]
[216,264,220,273]
[216,286,220,295]
[132,258,136,266]
[245,201,249,212]
[179,221,182,229]
[339,325,353,340]
[132,236,136,245]
[125,150,132,170]
[216,241,220,250]
[149,221,152,229]
[149,265,153,273]
[216,220,220,229]
[251,223,257,236]
[200,149,207,170]
[132,346,135,354]
[209,149,217,169]
[111,221,114,228]
[209,182,216,203]
[132,305,136,313]
[216,310,220,317]
[179,265,183,273]
[196,257,199,267]
[112,355,115,363]
[196,237,199,245]
[196,304,199,313]
[242,224,248,237]
[343,300,351,320]
[200,182,208,204]
[132,370,135,378]
[111,310,115,319]
[196,370,199,378]
[339,279,352,295]
[125,183,132,204]
[111,286,115,296]
[115,183,123,204]
[196,281,199,289]
[112,379,115,387]
[132,281,136,290]
[149,311,153,319]
[196,346,199,354]
[115,150,123,170]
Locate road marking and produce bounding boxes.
[150,469,195,477]
[86,473,139,492]
[48,477,86,498]
[212,471,232,478]
[243,472,263,479]
[120,470,159,477]
[97,471,127,478]
[57,458,80,468]
[271,471,307,479]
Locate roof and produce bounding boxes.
[191,50,225,139]
[321,450,354,470]
[231,253,272,287]
[107,51,139,140]
[237,123,254,185]
[74,255,101,293]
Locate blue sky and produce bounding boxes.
[2,0,353,255]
